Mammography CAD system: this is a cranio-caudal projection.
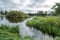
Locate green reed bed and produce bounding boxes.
[0,25,20,40]
[0,25,33,40]
[20,36,33,40]
[27,16,60,36]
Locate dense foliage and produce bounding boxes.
[0,25,20,40]
[27,16,60,37]
[0,25,33,40]
[52,3,60,15]
[28,11,47,16]
[6,11,29,18]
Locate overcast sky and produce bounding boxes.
[0,0,60,13]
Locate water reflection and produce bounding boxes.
[6,17,26,23]
[0,16,4,21]
[0,16,54,40]
[19,17,54,40]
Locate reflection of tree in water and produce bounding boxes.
[0,16,4,20]
[6,17,26,23]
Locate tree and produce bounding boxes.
[0,10,8,15]
[6,10,29,18]
[0,10,4,15]
[52,3,60,15]
[37,11,46,16]
[4,10,8,15]
[6,11,23,18]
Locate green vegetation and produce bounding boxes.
[6,17,26,23]
[27,16,60,36]
[0,14,3,17]
[52,3,60,15]
[0,25,20,40]
[0,30,20,40]
[6,11,29,18]
[54,37,60,40]
[0,25,19,34]
[20,36,33,40]
[0,14,1,16]
[0,25,33,40]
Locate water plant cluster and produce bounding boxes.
[27,16,60,37]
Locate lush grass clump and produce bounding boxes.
[0,30,20,40]
[53,36,60,40]
[0,25,33,40]
[0,25,19,34]
[0,25,20,40]
[20,36,33,40]
[0,14,3,17]
[27,16,60,36]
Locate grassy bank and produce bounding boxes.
[0,14,3,17]
[0,25,33,40]
[27,16,60,37]
[0,25,20,40]
[20,36,33,40]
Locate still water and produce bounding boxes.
[0,16,54,40]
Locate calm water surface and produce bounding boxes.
[0,16,54,40]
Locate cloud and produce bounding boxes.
[10,0,21,5]
[0,0,60,13]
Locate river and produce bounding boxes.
[0,16,54,40]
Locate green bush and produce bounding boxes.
[6,11,29,18]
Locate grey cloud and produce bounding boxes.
[27,0,46,8]
[0,0,50,13]
[0,0,21,10]
[0,0,46,8]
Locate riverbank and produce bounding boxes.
[0,25,20,40]
[27,16,60,37]
[0,14,4,17]
[0,25,33,40]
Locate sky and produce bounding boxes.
[0,0,60,13]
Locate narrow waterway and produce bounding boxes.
[0,16,54,40]
[19,17,54,40]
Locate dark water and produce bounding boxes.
[0,16,54,40]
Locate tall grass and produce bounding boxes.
[0,25,33,40]
[0,25,19,34]
[27,16,60,37]
[0,30,20,40]
[0,25,20,40]
[20,36,33,40]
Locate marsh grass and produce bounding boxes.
[0,25,19,34]
[0,25,33,40]
[27,16,60,37]
[0,25,20,40]
[20,36,33,40]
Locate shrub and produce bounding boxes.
[6,11,29,18]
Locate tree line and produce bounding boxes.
[0,3,60,16]
[28,3,60,16]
